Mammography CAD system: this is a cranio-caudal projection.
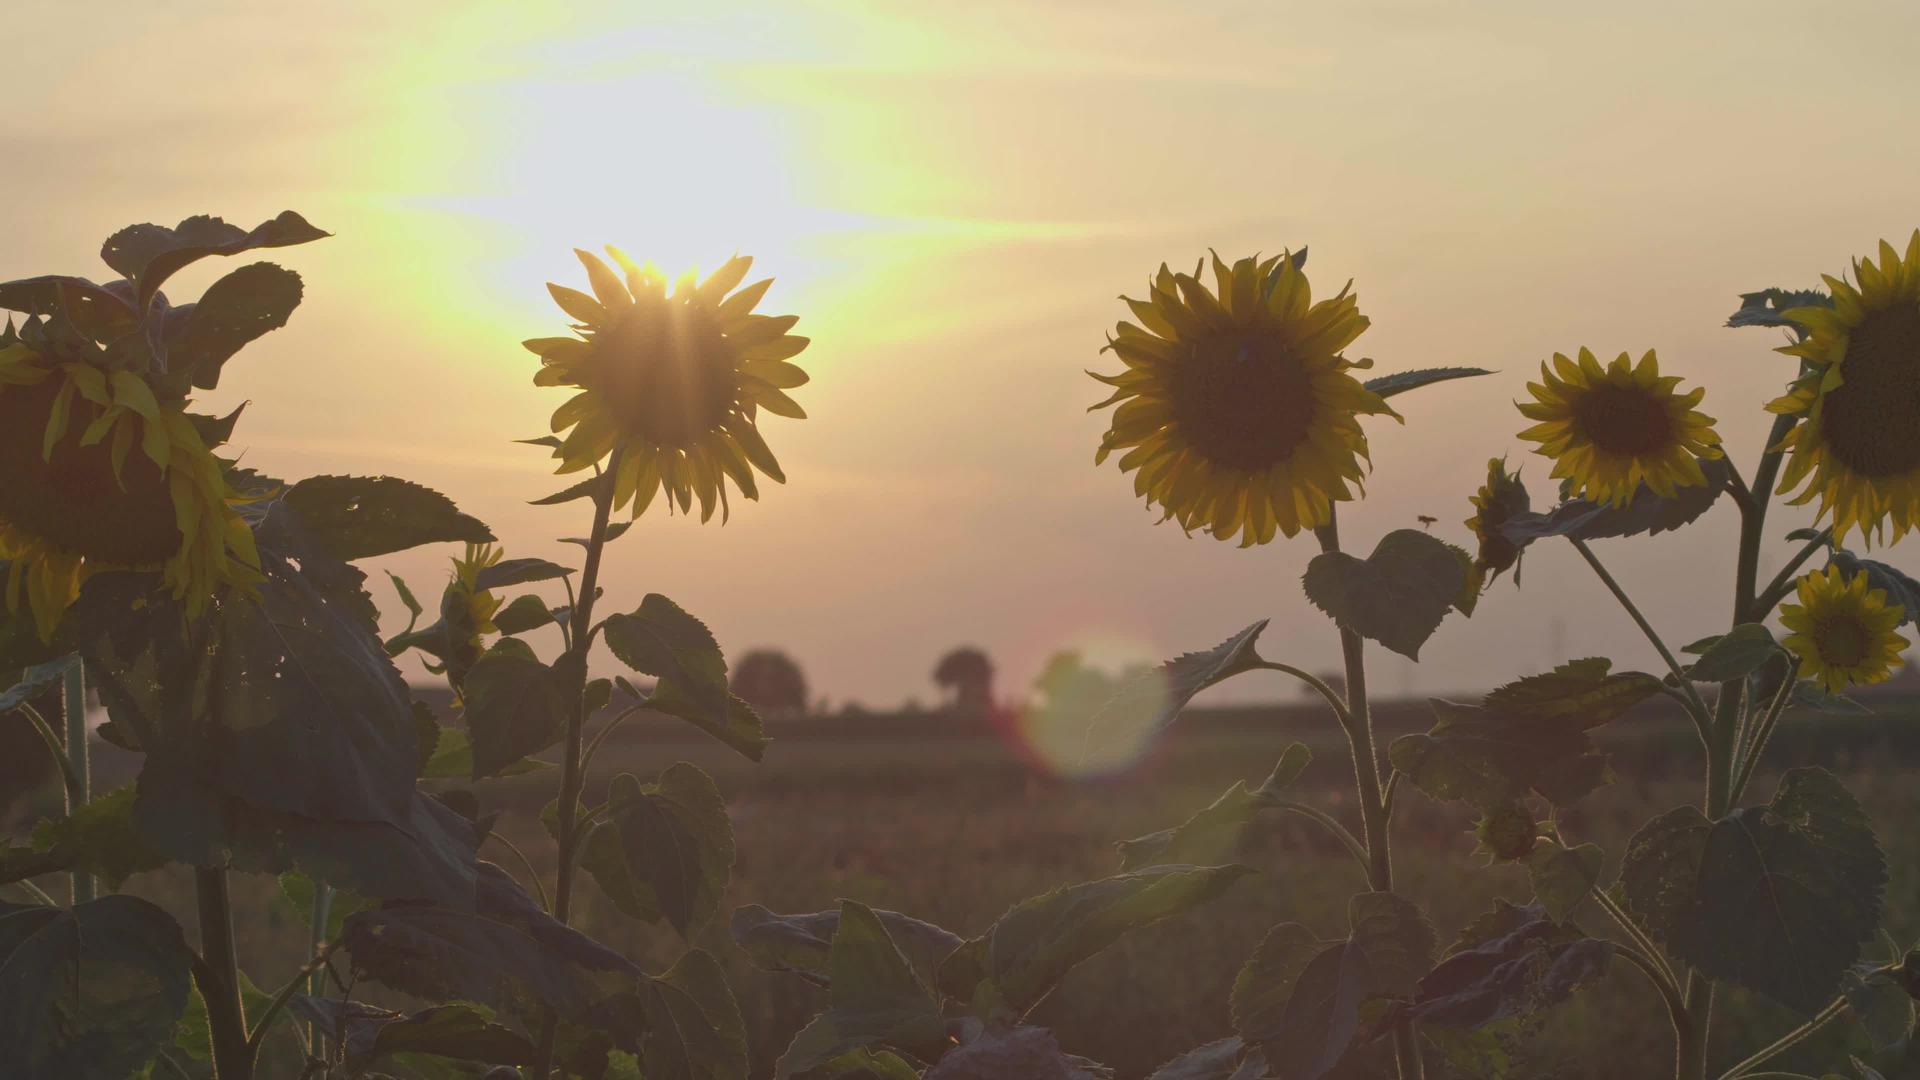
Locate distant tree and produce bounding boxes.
[730,649,809,717]
[933,646,995,717]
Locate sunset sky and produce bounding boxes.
[10,0,1920,709]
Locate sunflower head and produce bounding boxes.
[1471,801,1539,864]
[0,342,261,640]
[525,248,809,524]
[1769,231,1920,545]
[448,542,504,642]
[1464,456,1530,593]
[1515,348,1722,509]
[1779,564,1909,693]
[1089,252,1398,546]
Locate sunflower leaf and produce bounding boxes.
[730,903,965,990]
[1303,530,1466,660]
[161,262,304,391]
[774,901,949,1077]
[1830,549,1920,628]
[1526,840,1604,923]
[1483,657,1662,727]
[581,766,735,937]
[462,642,568,779]
[600,595,729,723]
[1682,623,1780,682]
[282,475,493,561]
[100,210,329,313]
[1118,744,1311,870]
[1389,698,1613,812]
[646,680,771,762]
[493,594,558,635]
[1727,288,1832,329]
[291,997,535,1072]
[1392,901,1610,1030]
[1500,457,1729,544]
[1620,767,1886,1013]
[1363,367,1495,400]
[1148,1037,1269,1080]
[472,557,572,591]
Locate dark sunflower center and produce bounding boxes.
[587,300,736,449]
[1570,384,1674,456]
[1169,334,1318,472]
[1821,304,1920,478]
[1815,615,1872,668]
[0,378,183,565]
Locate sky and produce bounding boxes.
[7,0,1920,711]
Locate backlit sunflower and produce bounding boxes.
[446,542,503,647]
[1464,457,1530,593]
[0,343,261,640]
[1779,565,1908,693]
[1516,348,1721,508]
[1090,253,1397,546]
[1770,231,1920,544]
[525,249,809,524]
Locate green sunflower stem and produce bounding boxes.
[531,450,624,1080]
[63,662,94,905]
[1566,537,1713,741]
[1313,517,1423,1080]
[194,866,254,1080]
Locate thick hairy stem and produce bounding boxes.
[531,452,624,1080]
[195,867,253,1080]
[64,664,94,904]
[1314,517,1422,1079]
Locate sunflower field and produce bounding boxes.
[3,213,1919,1080]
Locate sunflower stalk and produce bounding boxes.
[531,447,624,1080]
[194,866,255,1080]
[62,663,94,904]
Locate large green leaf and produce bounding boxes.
[1525,840,1603,924]
[100,210,328,311]
[1232,892,1435,1080]
[1621,767,1886,1013]
[601,595,729,722]
[1362,367,1494,400]
[1482,658,1662,727]
[1302,529,1466,659]
[625,949,749,1080]
[1119,744,1311,870]
[648,680,771,762]
[1394,901,1610,1030]
[292,997,534,1071]
[1681,623,1780,683]
[581,766,735,938]
[938,864,1254,1016]
[1086,620,1270,747]
[1389,699,1611,812]
[1148,1037,1268,1080]
[282,475,492,562]
[776,902,949,1078]
[731,904,964,990]
[462,642,567,780]
[0,895,193,1080]
[161,262,304,391]
[472,557,573,591]
[25,785,168,889]
[1500,457,1729,544]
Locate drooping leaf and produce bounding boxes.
[731,904,964,990]
[1234,892,1436,1080]
[26,785,168,889]
[0,653,78,713]
[775,902,949,1077]
[581,766,735,937]
[292,997,535,1071]
[1085,620,1270,748]
[1681,623,1780,683]
[1830,549,1920,628]
[1148,1037,1269,1080]
[1388,699,1612,812]
[1620,767,1886,1013]
[1394,901,1611,1031]
[601,595,729,723]
[462,643,567,780]
[1482,658,1662,728]
[1303,530,1467,659]
[100,210,329,311]
[1362,367,1494,400]
[472,557,573,591]
[1727,287,1831,329]
[0,895,193,1080]
[1525,840,1603,924]
[647,680,771,762]
[281,475,492,562]
[492,594,558,636]
[161,262,304,391]
[531,474,605,505]
[1499,457,1729,543]
[1842,965,1916,1051]
[940,865,1254,1018]
[1119,744,1311,870]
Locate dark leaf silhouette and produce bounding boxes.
[731,903,964,990]
[1363,367,1494,400]
[580,766,735,938]
[282,475,493,562]
[1499,457,1729,544]
[1394,901,1610,1030]
[100,210,328,311]
[1303,530,1466,659]
[776,902,948,1077]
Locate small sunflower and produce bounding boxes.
[1779,565,1908,693]
[525,249,809,524]
[1770,231,1920,544]
[1515,348,1721,508]
[0,343,260,640]
[1090,253,1397,546]
[1464,456,1530,593]
[447,542,503,647]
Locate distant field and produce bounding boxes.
[58,696,1920,1079]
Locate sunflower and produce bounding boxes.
[1089,253,1397,546]
[1769,231,1920,544]
[1515,348,1721,508]
[0,343,261,640]
[1778,565,1909,693]
[1464,456,1530,593]
[446,542,503,646]
[524,249,809,524]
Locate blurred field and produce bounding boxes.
[49,697,1920,1079]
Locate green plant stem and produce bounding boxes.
[1752,528,1831,619]
[195,866,254,1080]
[304,882,332,1057]
[1613,942,1691,1035]
[1714,994,1849,1080]
[1730,658,1801,806]
[62,664,93,904]
[1270,800,1372,876]
[1567,537,1712,738]
[1253,661,1354,725]
[1314,516,1422,1080]
[531,451,624,1080]
[8,879,57,907]
[17,702,85,804]
[1590,871,1678,987]
[578,703,648,777]
[486,832,552,911]
[248,945,335,1057]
